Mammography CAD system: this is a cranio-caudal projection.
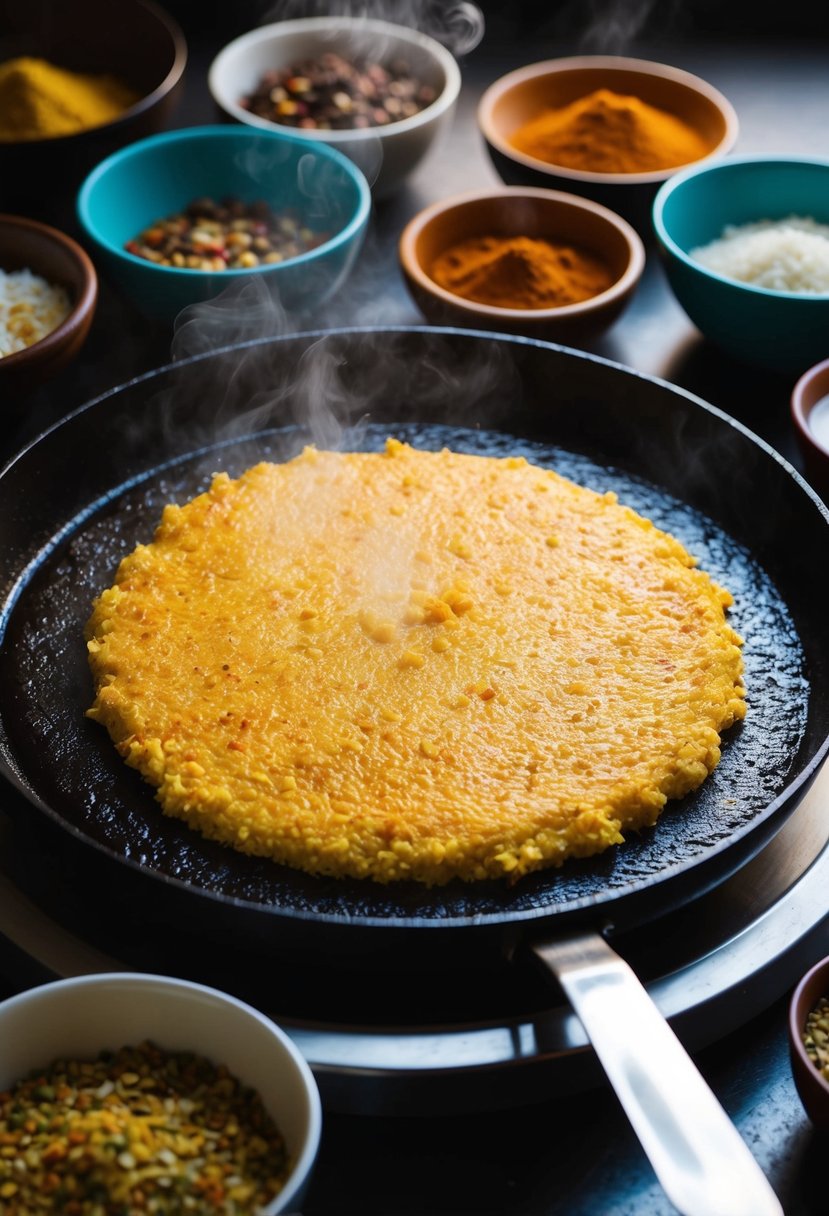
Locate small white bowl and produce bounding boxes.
[0,973,322,1214]
[208,15,461,198]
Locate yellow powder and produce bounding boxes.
[0,56,139,142]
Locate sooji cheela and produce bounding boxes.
[85,440,746,885]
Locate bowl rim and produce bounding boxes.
[75,123,372,277]
[791,357,829,458]
[398,185,646,319]
[788,955,829,1099]
[477,53,739,186]
[0,212,98,368]
[0,0,188,150]
[207,14,462,145]
[0,970,323,1215]
[653,153,829,300]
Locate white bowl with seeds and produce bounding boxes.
[0,972,322,1213]
[208,15,462,198]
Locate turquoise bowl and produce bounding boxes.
[653,155,829,375]
[77,124,371,323]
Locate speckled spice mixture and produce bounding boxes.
[85,439,746,886]
[803,995,829,1080]
[0,1040,289,1213]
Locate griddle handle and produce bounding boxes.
[532,930,783,1216]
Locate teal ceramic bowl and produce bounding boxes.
[77,124,371,323]
[653,155,829,374]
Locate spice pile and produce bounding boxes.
[803,995,829,1081]
[0,268,71,357]
[430,235,614,309]
[125,197,329,271]
[509,87,709,174]
[239,52,437,130]
[0,57,138,142]
[0,1040,290,1213]
[691,215,829,293]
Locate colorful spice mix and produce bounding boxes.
[125,196,329,271]
[239,52,437,130]
[0,1040,290,1213]
[803,994,829,1081]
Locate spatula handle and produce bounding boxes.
[533,930,783,1216]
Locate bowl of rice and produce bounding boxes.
[652,155,829,374]
[0,212,97,403]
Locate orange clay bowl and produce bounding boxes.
[399,186,645,345]
[478,55,738,236]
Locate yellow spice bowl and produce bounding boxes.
[398,186,645,345]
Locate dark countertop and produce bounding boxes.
[3,12,829,1215]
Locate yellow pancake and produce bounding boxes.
[85,439,746,885]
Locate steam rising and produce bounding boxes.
[167,273,522,470]
[568,0,681,53]
[259,0,484,56]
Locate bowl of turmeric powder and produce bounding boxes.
[478,55,738,237]
[0,0,187,220]
[399,185,645,343]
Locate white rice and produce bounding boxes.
[0,267,72,357]
[690,215,829,294]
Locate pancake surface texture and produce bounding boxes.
[85,440,746,885]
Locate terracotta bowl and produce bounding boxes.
[791,357,829,504]
[0,213,98,406]
[398,185,645,344]
[789,954,829,1130]
[0,0,187,220]
[478,55,738,236]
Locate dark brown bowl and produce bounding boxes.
[478,55,738,237]
[790,955,829,1130]
[791,357,829,504]
[0,0,187,221]
[0,213,98,404]
[399,186,645,344]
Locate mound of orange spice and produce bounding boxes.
[510,87,709,174]
[430,235,614,309]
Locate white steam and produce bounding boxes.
[258,0,484,55]
[573,0,682,53]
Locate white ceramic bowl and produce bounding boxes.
[208,16,461,198]
[0,972,322,1214]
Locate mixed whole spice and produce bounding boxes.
[239,52,437,130]
[0,1040,290,1214]
[803,995,829,1081]
[125,196,328,271]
